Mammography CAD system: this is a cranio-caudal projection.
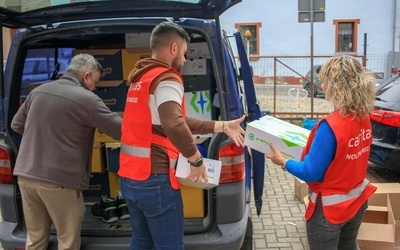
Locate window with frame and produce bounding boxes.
[235,22,261,57]
[333,19,360,53]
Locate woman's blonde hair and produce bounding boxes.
[319,55,376,118]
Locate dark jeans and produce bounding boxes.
[306,196,368,250]
[120,174,184,250]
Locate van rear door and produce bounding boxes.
[233,31,265,215]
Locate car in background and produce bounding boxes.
[369,74,400,171]
[302,64,325,97]
[302,64,385,98]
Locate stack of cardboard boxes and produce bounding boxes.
[181,42,215,139]
[178,42,215,217]
[74,44,152,198]
[84,38,216,218]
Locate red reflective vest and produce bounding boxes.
[304,111,376,224]
[118,66,186,189]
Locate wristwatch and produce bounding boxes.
[188,156,204,167]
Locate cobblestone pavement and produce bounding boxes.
[249,160,400,250]
[0,162,398,250]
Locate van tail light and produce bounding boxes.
[0,146,14,184]
[370,110,400,127]
[218,142,245,184]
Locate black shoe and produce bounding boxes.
[117,191,130,220]
[91,196,119,223]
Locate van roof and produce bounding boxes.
[0,0,240,28]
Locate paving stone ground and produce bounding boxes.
[249,160,400,250]
[0,161,398,250]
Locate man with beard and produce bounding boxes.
[118,21,245,250]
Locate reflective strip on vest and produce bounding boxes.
[121,143,150,158]
[309,179,370,206]
[121,143,177,169]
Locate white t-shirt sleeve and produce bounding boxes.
[154,80,184,108]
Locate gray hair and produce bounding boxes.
[67,53,104,78]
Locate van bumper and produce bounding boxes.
[0,204,250,250]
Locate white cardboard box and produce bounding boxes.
[175,154,221,189]
[125,33,151,48]
[187,42,211,59]
[180,59,209,75]
[244,115,310,160]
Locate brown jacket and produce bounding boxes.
[12,72,122,189]
[128,58,215,173]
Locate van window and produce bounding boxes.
[21,48,73,100]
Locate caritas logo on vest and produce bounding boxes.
[346,128,371,160]
[126,81,142,103]
[348,128,371,147]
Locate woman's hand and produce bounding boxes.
[266,145,287,171]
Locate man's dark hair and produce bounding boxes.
[150,21,191,50]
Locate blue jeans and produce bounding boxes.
[119,174,184,250]
[306,196,368,250]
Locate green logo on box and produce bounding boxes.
[248,133,255,140]
[279,131,308,147]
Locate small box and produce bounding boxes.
[175,153,221,189]
[186,42,211,59]
[357,193,396,250]
[72,49,123,81]
[91,142,106,173]
[93,80,127,111]
[244,115,310,160]
[83,173,110,197]
[105,142,121,172]
[183,74,214,92]
[125,33,152,48]
[181,185,205,218]
[180,59,212,76]
[94,128,119,143]
[389,193,400,247]
[108,172,120,198]
[294,177,308,203]
[121,48,152,80]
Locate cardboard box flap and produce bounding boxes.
[95,80,126,88]
[73,49,120,56]
[105,142,121,149]
[358,223,395,242]
[368,205,388,212]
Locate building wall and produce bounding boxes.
[221,0,399,55]
[220,0,400,78]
